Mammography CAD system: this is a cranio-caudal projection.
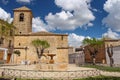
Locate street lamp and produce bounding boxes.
[24,46,29,65]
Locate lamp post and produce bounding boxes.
[24,46,29,65]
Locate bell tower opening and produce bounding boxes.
[19,13,24,22]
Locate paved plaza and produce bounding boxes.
[0,64,95,71]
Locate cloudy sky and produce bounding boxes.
[0,0,120,47]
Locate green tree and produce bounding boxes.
[83,38,104,65]
[31,39,50,59]
[14,50,21,56]
[0,19,14,45]
[0,19,14,36]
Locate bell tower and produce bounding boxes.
[13,6,32,34]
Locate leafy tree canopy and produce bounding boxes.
[31,39,50,49]
[31,39,50,59]
[82,38,104,47]
[82,38,104,65]
[0,19,14,37]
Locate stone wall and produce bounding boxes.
[105,46,120,65]
[84,45,106,64]
[13,11,32,34]
[0,68,101,79]
[69,52,85,65]
[13,34,68,66]
[104,39,120,65]
[1,68,120,79]
[104,39,120,48]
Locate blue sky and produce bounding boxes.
[0,0,120,47]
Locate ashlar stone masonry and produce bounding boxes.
[12,6,68,70]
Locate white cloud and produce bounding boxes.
[32,17,48,32]
[55,0,91,11]
[102,28,120,39]
[16,0,33,4]
[2,0,9,5]
[103,0,120,32]
[45,11,76,30]
[92,8,98,12]
[87,22,93,27]
[0,7,13,23]
[16,0,95,32]
[68,33,90,47]
[45,0,95,31]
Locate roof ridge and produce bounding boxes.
[29,31,68,36]
[14,6,31,11]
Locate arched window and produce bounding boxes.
[19,13,24,21]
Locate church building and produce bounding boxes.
[10,6,69,66]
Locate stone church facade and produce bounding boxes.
[11,6,68,65]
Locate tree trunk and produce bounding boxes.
[107,45,114,67]
[92,57,96,65]
[16,55,17,64]
[110,57,114,67]
[88,48,97,65]
[36,48,40,59]
[39,49,44,59]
